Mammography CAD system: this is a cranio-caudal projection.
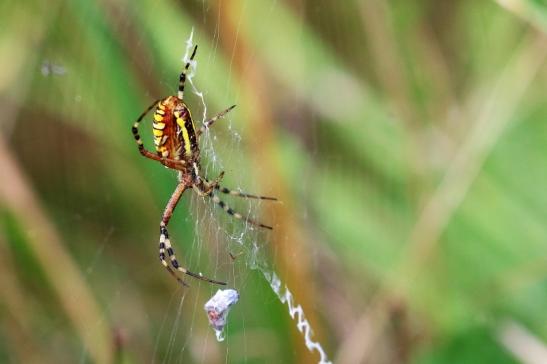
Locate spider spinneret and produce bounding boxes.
[131,45,276,286]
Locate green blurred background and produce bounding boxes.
[1,0,547,363]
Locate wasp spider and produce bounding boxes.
[131,45,276,286]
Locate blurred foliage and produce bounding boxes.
[0,0,546,363]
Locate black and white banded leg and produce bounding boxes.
[159,183,226,285]
[132,99,160,157]
[210,193,273,230]
[178,45,197,100]
[214,185,277,201]
[196,105,236,138]
[158,225,188,286]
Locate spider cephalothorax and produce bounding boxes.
[131,45,275,286]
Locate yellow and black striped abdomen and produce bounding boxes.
[152,96,198,160]
[152,99,175,158]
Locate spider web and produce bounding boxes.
[1,0,334,362]
[150,29,331,364]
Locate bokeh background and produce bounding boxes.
[1,0,547,363]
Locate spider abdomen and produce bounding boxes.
[153,96,198,160]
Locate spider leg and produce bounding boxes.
[214,185,277,201]
[198,171,225,196]
[158,157,187,171]
[178,45,197,100]
[160,183,226,285]
[132,99,161,155]
[160,224,226,285]
[191,164,225,196]
[158,249,188,287]
[210,193,273,230]
[141,153,187,170]
[196,105,236,138]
